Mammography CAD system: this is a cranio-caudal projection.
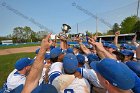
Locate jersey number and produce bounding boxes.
[64,89,74,93]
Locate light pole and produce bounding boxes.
[137,0,140,17]
[77,23,78,34]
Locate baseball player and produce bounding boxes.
[1,57,33,93]
[48,53,90,93]
[90,58,136,93]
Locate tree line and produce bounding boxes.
[1,26,49,43]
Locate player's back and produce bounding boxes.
[3,69,26,93]
[60,77,90,93]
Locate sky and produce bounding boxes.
[0,0,139,36]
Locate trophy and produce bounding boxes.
[58,24,71,41]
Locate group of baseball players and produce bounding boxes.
[0,31,140,93]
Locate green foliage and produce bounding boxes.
[36,31,49,40]
[86,31,92,37]
[112,23,120,33]
[68,34,72,38]
[0,52,35,87]
[93,32,102,36]
[8,26,49,43]
[12,26,35,43]
[105,23,120,35]
[121,16,139,34]
[106,30,114,35]
[0,37,11,44]
[132,20,140,32]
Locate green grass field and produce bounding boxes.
[0,43,40,50]
[0,52,36,87]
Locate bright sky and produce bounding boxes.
[0,0,139,36]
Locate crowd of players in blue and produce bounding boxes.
[0,31,140,93]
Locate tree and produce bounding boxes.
[86,31,92,37]
[105,23,120,35]
[12,26,35,43]
[30,31,37,42]
[112,23,120,33]
[93,32,102,36]
[36,31,49,40]
[23,26,33,42]
[121,16,139,34]
[12,27,24,43]
[132,20,140,32]
[106,30,114,35]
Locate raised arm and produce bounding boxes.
[88,37,116,59]
[132,34,139,47]
[136,44,140,60]
[59,36,68,50]
[75,36,91,55]
[22,34,52,93]
[113,31,120,46]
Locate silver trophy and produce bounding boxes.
[58,24,71,41]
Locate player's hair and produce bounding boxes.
[50,57,58,63]
[64,69,75,75]
[78,62,85,66]
[112,51,124,62]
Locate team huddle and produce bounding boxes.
[0,32,140,93]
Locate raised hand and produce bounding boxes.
[74,35,82,43]
[88,37,96,45]
[41,33,53,50]
[115,31,120,36]
[92,34,98,41]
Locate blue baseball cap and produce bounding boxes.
[66,48,74,54]
[63,53,78,74]
[129,45,137,50]
[103,43,110,47]
[15,58,33,70]
[90,58,135,90]
[85,44,90,48]
[120,44,130,49]
[108,44,117,50]
[87,53,100,63]
[76,54,85,64]
[45,53,50,60]
[120,49,134,56]
[101,40,105,43]
[73,45,80,49]
[35,48,40,54]
[31,84,58,93]
[50,47,62,58]
[126,61,140,77]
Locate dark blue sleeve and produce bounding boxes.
[48,71,61,84]
[76,68,84,77]
[132,73,140,93]
[50,46,55,50]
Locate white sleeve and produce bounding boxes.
[48,62,63,75]
[39,68,46,85]
[77,68,102,88]
[7,75,26,90]
[87,69,103,88]
[48,62,63,84]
